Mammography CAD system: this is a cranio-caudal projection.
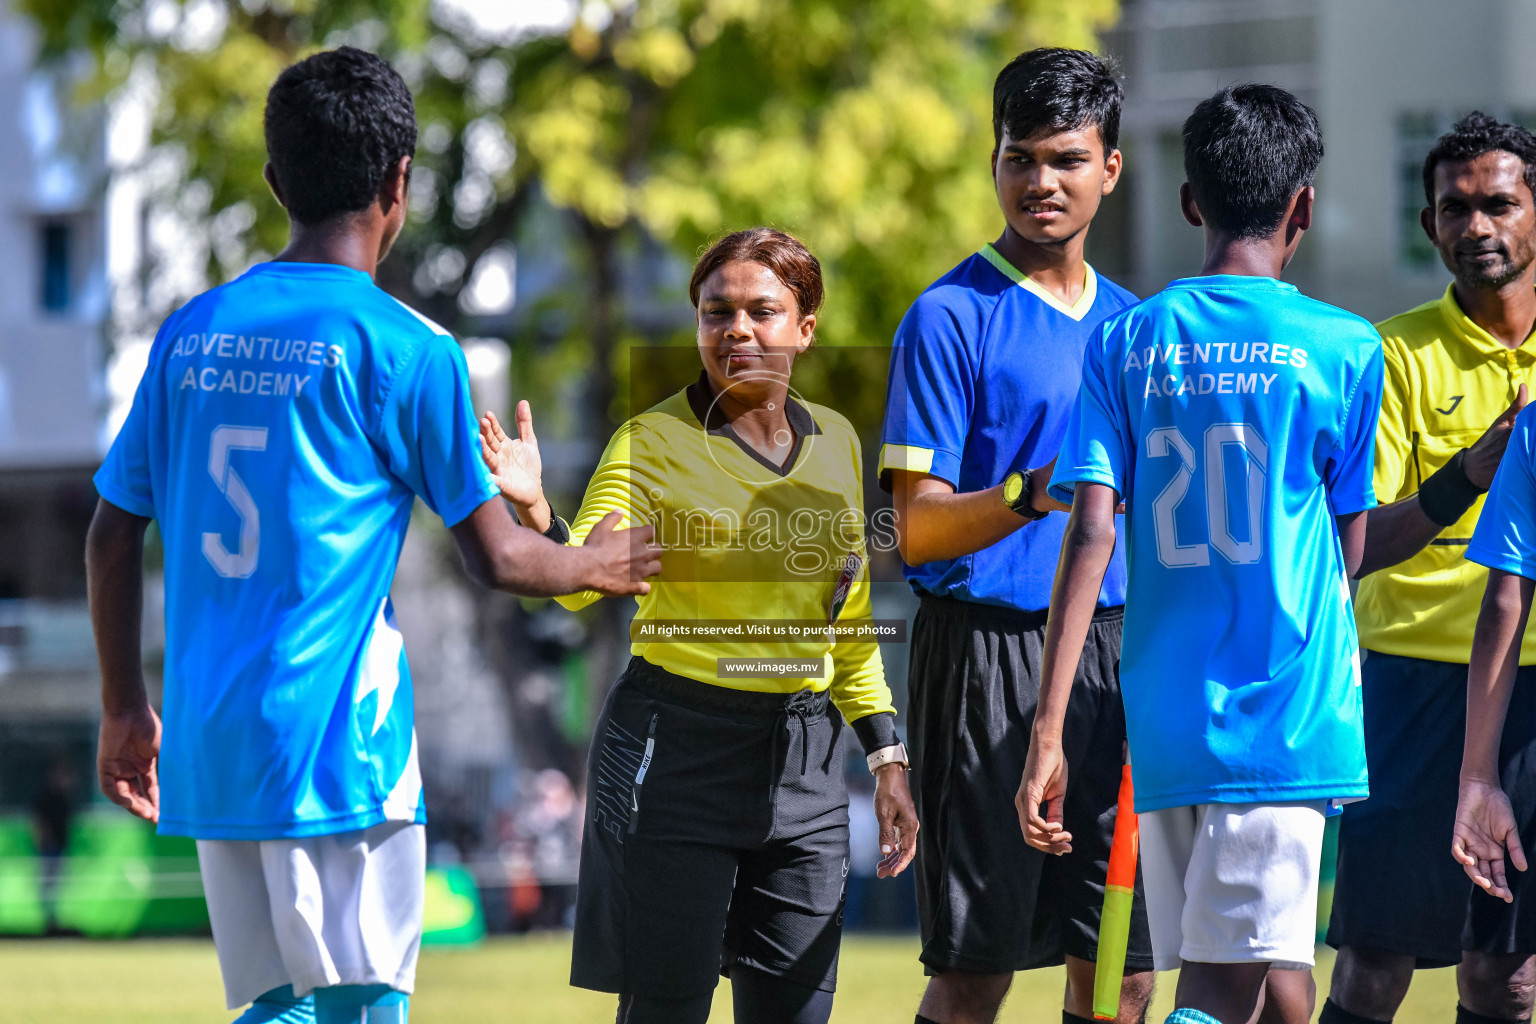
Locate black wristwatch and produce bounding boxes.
[1002,469,1049,521]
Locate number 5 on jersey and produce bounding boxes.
[203,425,268,578]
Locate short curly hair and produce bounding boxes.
[688,228,824,319]
[264,47,417,225]
[1422,111,1536,206]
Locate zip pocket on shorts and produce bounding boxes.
[628,713,659,836]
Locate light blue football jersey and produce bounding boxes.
[95,261,499,839]
[1049,275,1383,812]
[1469,404,1536,581]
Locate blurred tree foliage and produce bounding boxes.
[24,0,1117,425]
[23,0,1117,770]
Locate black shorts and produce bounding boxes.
[1328,651,1536,965]
[571,657,850,999]
[907,595,1153,975]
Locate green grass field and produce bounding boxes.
[0,935,1462,1023]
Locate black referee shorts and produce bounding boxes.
[1328,651,1536,965]
[907,595,1152,975]
[571,657,851,999]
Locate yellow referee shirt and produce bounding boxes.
[555,374,895,725]
[1356,284,1536,664]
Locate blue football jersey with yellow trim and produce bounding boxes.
[879,245,1135,612]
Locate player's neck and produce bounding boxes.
[991,227,1089,305]
[273,216,387,278]
[1198,233,1290,280]
[1452,273,1536,350]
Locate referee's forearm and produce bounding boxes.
[1355,494,1448,577]
[848,711,899,755]
[832,652,899,755]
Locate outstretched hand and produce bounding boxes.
[1453,777,1528,902]
[98,705,162,823]
[479,402,544,508]
[1016,739,1071,855]
[873,764,919,877]
[1465,383,1530,490]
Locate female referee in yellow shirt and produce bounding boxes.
[479,228,918,1024]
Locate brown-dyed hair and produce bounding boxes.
[687,227,824,319]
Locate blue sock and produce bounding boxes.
[1166,1010,1223,1024]
[234,986,316,1024]
[313,984,409,1024]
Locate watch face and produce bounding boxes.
[1002,472,1024,505]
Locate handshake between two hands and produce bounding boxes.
[479,401,662,598]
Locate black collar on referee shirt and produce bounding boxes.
[685,370,822,479]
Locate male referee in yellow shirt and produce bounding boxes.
[1323,113,1536,1024]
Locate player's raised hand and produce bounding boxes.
[874,764,920,878]
[581,511,663,596]
[1465,383,1530,490]
[479,402,544,508]
[98,704,162,823]
[1453,776,1527,902]
[1017,739,1072,855]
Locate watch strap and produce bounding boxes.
[866,742,909,773]
[1006,469,1049,521]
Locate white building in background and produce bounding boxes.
[0,41,106,473]
[0,4,150,790]
[0,3,522,828]
[1095,0,1536,322]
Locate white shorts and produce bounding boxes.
[197,820,425,1009]
[1138,801,1325,973]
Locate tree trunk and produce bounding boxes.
[575,216,630,779]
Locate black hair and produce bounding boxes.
[264,46,417,225]
[993,48,1122,153]
[1181,84,1323,240]
[1422,111,1536,205]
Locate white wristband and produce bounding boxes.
[866,742,909,774]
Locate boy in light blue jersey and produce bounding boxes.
[1454,403,1536,993]
[880,50,1154,1024]
[87,48,658,1024]
[1017,86,1384,1024]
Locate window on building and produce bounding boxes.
[39,221,72,313]
[1398,112,1446,272]
[1150,17,1315,73]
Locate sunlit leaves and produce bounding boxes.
[612,26,693,87]
[20,0,1118,375]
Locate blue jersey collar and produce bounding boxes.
[240,260,375,285]
[1163,274,1299,293]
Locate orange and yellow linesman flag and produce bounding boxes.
[1093,763,1139,1021]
